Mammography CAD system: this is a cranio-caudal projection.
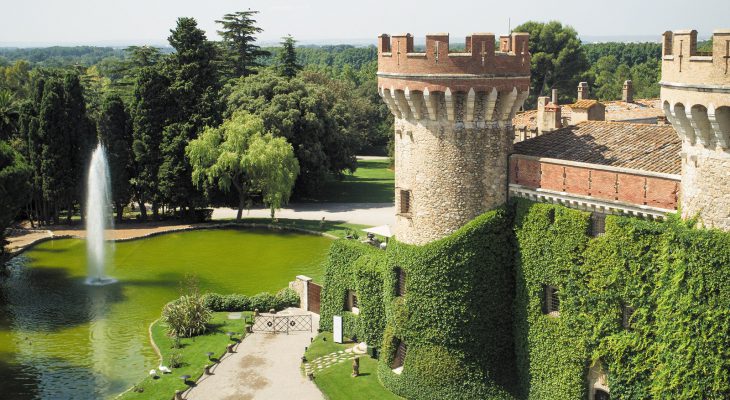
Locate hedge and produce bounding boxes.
[202,288,299,312]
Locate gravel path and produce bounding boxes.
[186,309,323,400]
[211,202,394,226]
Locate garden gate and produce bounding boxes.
[252,314,312,334]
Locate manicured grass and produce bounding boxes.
[226,217,368,239]
[306,159,394,203]
[118,312,251,400]
[303,333,402,400]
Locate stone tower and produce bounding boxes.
[378,32,531,244]
[661,29,730,230]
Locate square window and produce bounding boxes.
[543,285,560,316]
[399,190,412,215]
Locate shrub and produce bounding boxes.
[201,293,225,310]
[250,292,279,311]
[168,352,183,368]
[161,294,212,338]
[224,294,251,311]
[275,288,299,308]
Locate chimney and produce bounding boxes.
[551,88,558,105]
[577,82,589,100]
[622,80,633,103]
[537,96,561,134]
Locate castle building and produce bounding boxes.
[661,29,730,230]
[378,32,530,244]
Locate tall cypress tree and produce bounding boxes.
[98,94,132,222]
[215,11,269,79]
[131,65,171,220]
[277,35,301,78]
[63,72,95,222]
[38,78,70,223]
[158,17,222,214]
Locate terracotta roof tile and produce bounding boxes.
[512,121,681,175]
[570,99,602,109]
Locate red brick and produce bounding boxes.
[645,177,680,209]
[541,163,565,192]
[564,166,591,195]
[590,170,618,201]
[617,174,646,204]
[516,158,541,188]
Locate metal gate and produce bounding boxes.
[252,314,312,334]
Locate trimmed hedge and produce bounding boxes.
[202,288,299,312]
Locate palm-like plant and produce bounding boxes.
[0,90,19,139]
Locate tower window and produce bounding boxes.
[622,305,635,330]
[394,267,406,297]
[592,213,606,237]
[391,338,407,372]
[399,190,412,215]
[543,285,560,316]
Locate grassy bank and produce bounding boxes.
[118,312,251,400]
[306,158,394,203]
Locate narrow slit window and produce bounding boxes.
[394,267,406,297]
[622,305,635,329]
[391,338,407,371]
[345,290,359,314]
[399,190,412,215]
[543,285,560,316]
[592,213,606,237]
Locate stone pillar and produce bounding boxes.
[295,275,312,310]
[622,80,633,103]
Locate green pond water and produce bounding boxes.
[0,228,331,399]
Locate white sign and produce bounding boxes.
[333,315,343,343]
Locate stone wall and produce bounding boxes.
[680,147,730,230]
[394,118,511,245]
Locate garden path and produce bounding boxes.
[185,308,323,400]
[211,202,395,226]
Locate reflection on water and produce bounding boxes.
[0,229,330,399]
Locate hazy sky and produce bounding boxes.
[1,0,727,46]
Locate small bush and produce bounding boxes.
[276,288,300,308]
[161,295,212,338]
[168,352,183,368]
[201,293,225,310]
[250,292,279,311]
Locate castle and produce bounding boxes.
[316,28,728,400]
[380,29,730,244]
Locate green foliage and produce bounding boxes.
[583,42,661,66]
[0,141,31,258]
[161,294,212,338]
[249,291,279,311]
[201,288,298,312]
[514,21,588,107]
[514,199,730,399]
[277,35,302,78]
[588,55,659,101]
[215,11,270,79]
[97,94,132,221]
[276,287,300,308]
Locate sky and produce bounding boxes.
[0,0,727,46]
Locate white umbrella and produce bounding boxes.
[363,225,393,238]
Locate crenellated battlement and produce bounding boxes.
[377,32,530,93]
[661,29,730,86]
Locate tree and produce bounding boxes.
[0,89,18,140]
[98,94,132,222]
[246,132,299,218]
[227,69,357,196]
[0,141,31,260]
[514,21,588,107]
[131,65,171,220]
[216,11,270,78]
[186,111,299,220]
[276,35,301,78]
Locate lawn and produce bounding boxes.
[229,217,368,239]
[304,333,402,400]
[118,312,252,400]
[306,158,394,203]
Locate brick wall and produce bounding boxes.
[510,156,680,210]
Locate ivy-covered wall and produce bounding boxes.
[319,199,729,400]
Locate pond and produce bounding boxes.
[0,228,331,399]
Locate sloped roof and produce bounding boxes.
[512,121,681,175]
[570,99,603,110]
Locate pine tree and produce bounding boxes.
[277,35,301,78]
[98,94,132,222]
[216,10,269,79]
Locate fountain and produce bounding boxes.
[85,143,115,285]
